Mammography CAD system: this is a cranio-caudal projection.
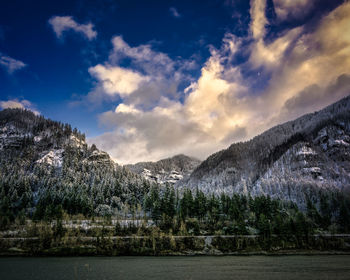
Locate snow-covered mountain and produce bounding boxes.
[0,109,114,168]
[126,154,201,185]
[2,96,350,213]
[181,96,350,207]
[0,109,150,217]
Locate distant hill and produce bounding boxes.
[126,154,201,185]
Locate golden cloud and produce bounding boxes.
[88,0,350,164]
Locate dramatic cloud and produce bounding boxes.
[0,99,40,115]
[0,54,26,74]
[262,0,350,120]
[48,16,97,40]
[87,0,350,164]
[169,7,181,18]
[88,34,249,163]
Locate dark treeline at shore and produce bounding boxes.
[141,186,350,237]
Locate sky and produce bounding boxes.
[0,0,350,164]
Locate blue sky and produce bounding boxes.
[0,0,252,135]
[0,0,349,163]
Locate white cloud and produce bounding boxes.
[273,0,314,21]
[88,64,149,97]
[0,99,40,115]
[249,26,302,70]
[109,36,177,75]
[250,0,267,39]
[0,54,26,74]
[87,0,350,164]
[92,101,216,164]
[169,7,181,18]
[48,16,97,40]
[86,36,195,109]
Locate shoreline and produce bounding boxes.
[1,250,350,257]
[1,234,350,257]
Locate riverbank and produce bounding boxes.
[1,234,350,256]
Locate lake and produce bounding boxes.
[0,255,350,280]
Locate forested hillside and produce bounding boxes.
[183,96,350,208]
[0,109,151,227]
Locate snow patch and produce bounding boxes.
[334,139,349,146]
[168,170,183,180]
[303,167,322,175]
[84,149,111,164]
[297,146,317,156]
[141,168,184,184]
[69,135,85,148]
[34,136,42,143]
[36,149,64,168]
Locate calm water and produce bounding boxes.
[0,255,350,280]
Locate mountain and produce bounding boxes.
[126,154,201,185]
[182,96,350,207]
[0,109,151,218]
[2,95,350,219]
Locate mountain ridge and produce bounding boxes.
[1,95,350,214]
[180,95,350,206]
